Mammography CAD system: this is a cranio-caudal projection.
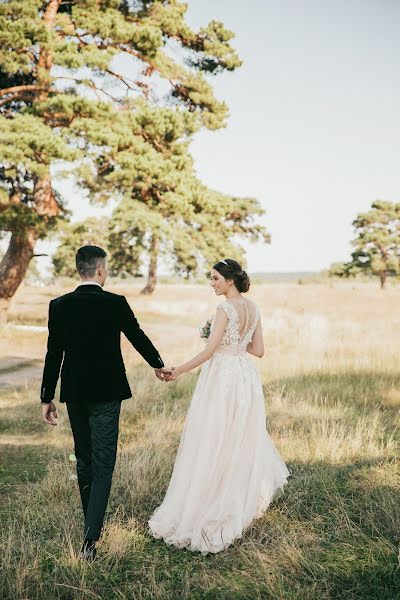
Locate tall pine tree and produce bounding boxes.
[68,100,269,293]
[108,183,269,293]
[0,0,241,317]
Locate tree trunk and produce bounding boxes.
[141,235,159,295]
[0,0,61,322]
[0,229,37,321]
[34,173,59,217]
[37,0,61,95]
[380,272,386,290]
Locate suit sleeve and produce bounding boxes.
[40,300,64,402]
[120,297,164,369]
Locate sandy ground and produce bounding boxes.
[0,356,43,390]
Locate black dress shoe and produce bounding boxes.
[79,539,97,561]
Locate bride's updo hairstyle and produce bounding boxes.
[213,259,250,293]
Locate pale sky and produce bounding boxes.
[49,0,400,273]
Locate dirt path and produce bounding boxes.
[0,320,198,392]
[0,357,43,390]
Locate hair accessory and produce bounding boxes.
[220,259,228,265]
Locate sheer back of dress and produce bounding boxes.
[217,298,260,351]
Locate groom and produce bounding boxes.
[40,245,171,560]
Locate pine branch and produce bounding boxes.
[53,76,122,104]
[105,69,146,95]
[0,85,47,99]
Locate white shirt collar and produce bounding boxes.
[79,281,102,288]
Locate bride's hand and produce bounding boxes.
[168,366,183,381]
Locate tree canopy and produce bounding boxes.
[0,0,249,313]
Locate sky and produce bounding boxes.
[48,0,400,273]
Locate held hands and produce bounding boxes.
[166,367,180,381]
[154,366,181,382]
[154,367,173,382]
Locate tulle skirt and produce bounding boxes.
[148,351,292,554]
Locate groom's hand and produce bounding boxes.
[42,401,58,426]
[154,367,173,382]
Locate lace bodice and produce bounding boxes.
[214,299,260,352]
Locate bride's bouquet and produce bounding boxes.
[199,316,214,340]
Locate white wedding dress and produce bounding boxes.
[148,298,291,554]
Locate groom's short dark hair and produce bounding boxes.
[76,245,107,278]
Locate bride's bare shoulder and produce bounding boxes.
[245,297,257,306]
[244,297,258,309]
[216,299,232,314]
[244,298,261,318]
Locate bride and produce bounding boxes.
[148,259,292,554]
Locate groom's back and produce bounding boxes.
[49,285,132,403]
[54,287,123,358]
[41,280,163,404]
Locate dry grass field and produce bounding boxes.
[0,280,399,599]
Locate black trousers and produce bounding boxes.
[67,399,121,541]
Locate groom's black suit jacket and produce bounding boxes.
[40,284,164,404]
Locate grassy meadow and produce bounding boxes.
[0,280,399,600]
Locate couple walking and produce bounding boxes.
[40,245,291,560]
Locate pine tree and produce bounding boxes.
[330,200,400,289]
[54,152,270,293]
[108,180,269,293]
[52,216,109,278]
[0,0,241,317]
[72,98,269,293]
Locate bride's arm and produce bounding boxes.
[246,318,264,358]
[171,308,228,378]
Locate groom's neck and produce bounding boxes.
[80,277,104,286]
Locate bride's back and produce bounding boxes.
[217,296,260,351]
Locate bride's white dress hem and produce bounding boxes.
[148,471,291,555]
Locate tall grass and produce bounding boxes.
[0,283,399,599]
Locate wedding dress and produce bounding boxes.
[148,298,292,554]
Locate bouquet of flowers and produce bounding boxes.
[199,316,214,340]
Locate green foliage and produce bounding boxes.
[329,201,400,288]
[52,217,109,277]
[0,113,77,177]
[63,90,270,284]
[0,0,45,76]
[0,0,242,235]
[108,181,269,279]
[0,0,258,295]
[328,261,352,278]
